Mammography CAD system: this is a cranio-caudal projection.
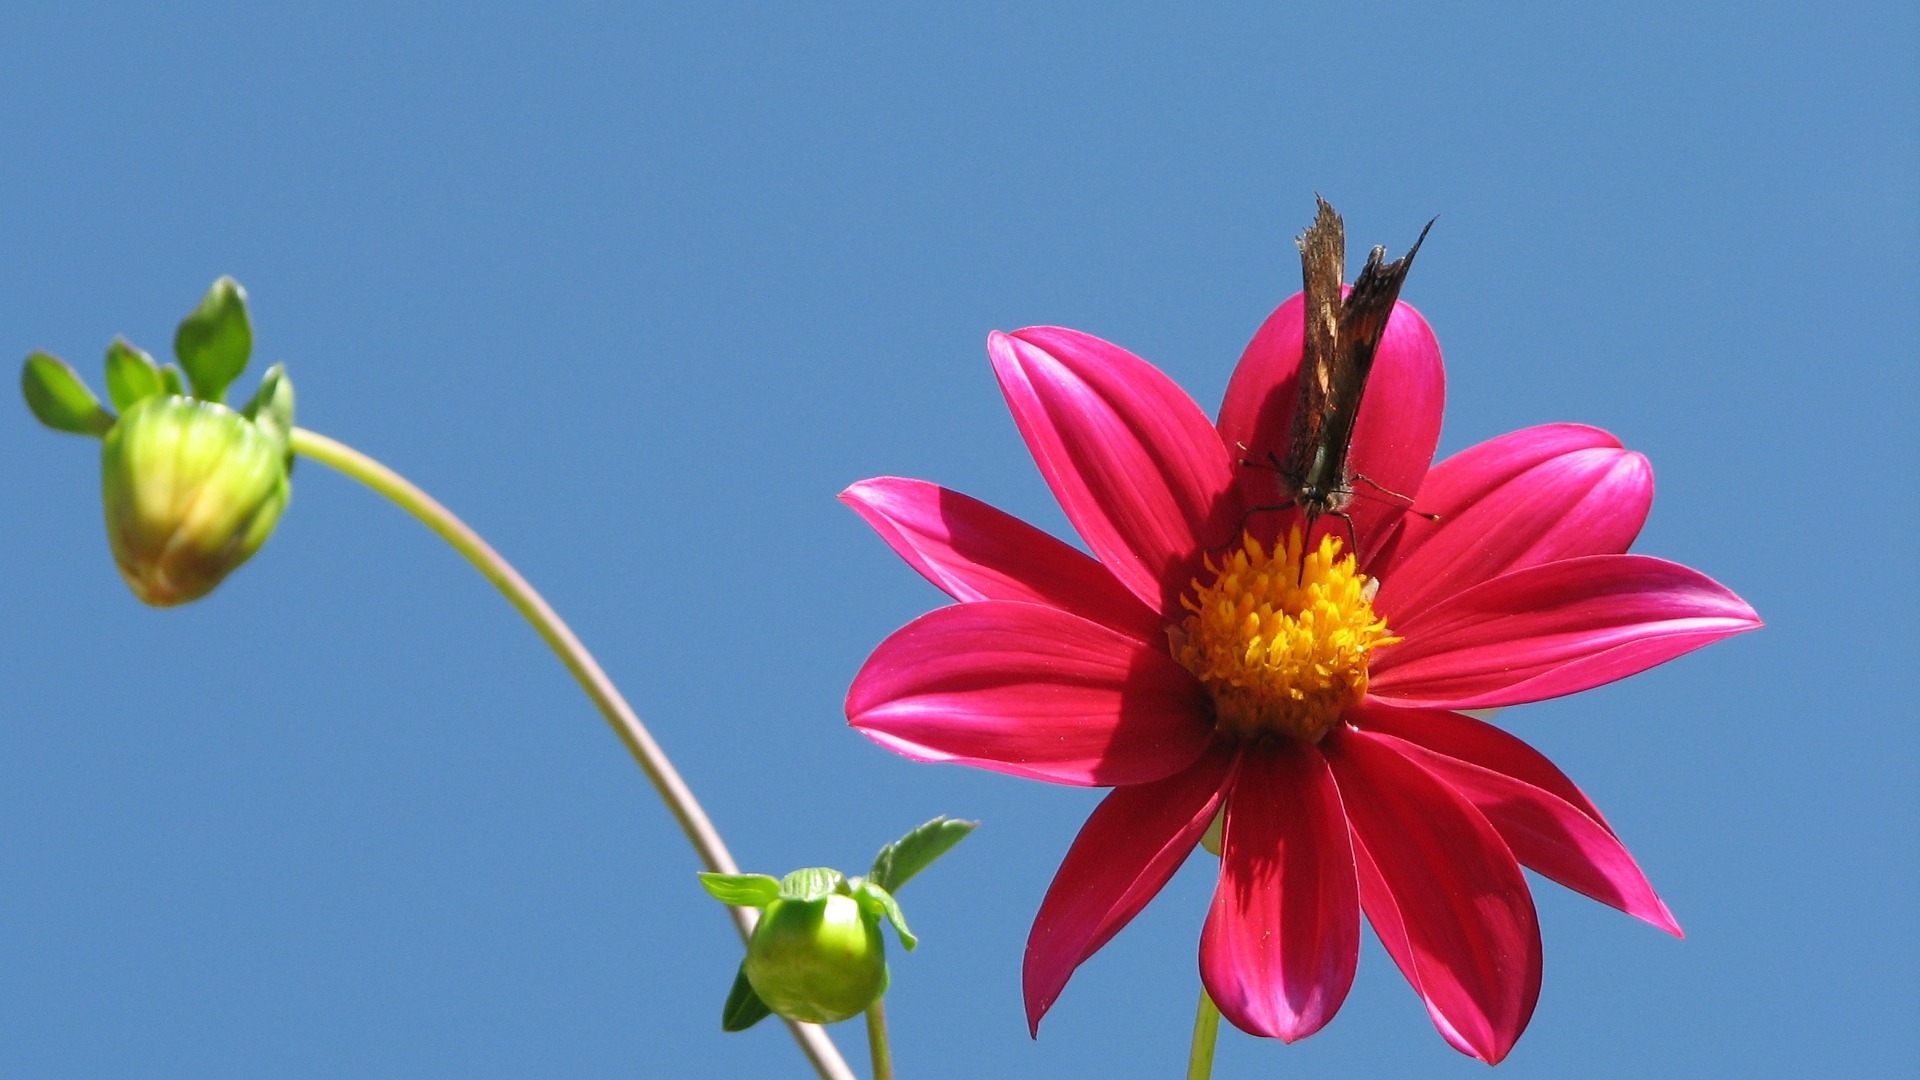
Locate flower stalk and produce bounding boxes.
[285,426,855,1080]
[1186,989,1222,1080]
[865,999,895,1080]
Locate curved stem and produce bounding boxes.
[288,427,854,1080]
[1186,987,1221,1080]
[864,999,894,1080]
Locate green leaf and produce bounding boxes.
[697,873,781,908]
[21,352,113,436]
[173,276,252,402]
[157,364,186,396]
[104,337,165,411]
[869,816,978,893]
[240,363,296,449]
[777,867,844,902]
[721,961,773,1032]
[851,879,916,951]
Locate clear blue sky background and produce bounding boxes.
[3,3,1913,1077]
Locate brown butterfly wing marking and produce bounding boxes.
[1284,195,1346,510]
[1322,217,1433,495]
[1280,198,1433,542]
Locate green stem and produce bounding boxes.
[1186,987,1221,1080]
[287,427,854,1080]
[864,999,894,1080]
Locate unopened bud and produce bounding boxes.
[699,818,971,1032]
[100,395,289,606]
[744,894,889,1025]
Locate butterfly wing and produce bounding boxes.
[1283,196,1347,500]
[1319,217,1433,484]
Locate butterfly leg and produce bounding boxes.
[1350,473,1440,522]
[1233,442,1287,476]
[1235,501,1297,545]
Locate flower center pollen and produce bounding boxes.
[1170,528,1396,744]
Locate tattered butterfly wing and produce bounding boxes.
[1284,196,1346,500]
[1278,197,1434,548]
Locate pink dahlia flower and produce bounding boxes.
[842,295,1760,1063]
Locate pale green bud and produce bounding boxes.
[743,894,889,1025]
[100,395,289,606]
[699,818,972,1033]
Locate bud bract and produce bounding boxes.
[100,395,290,606]
[743,894,889,1025]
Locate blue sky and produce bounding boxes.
[3,3,1914,1076]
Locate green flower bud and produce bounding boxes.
[699,820,971,1032]
[100,395,290,606]
[743,894,889,1025]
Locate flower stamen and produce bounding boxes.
[1169,528,1396,744]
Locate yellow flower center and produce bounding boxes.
[1170,529,1397,745]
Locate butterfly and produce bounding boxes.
[1262,196,1435,557]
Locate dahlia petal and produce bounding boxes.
[1200,742,1359,1042]
[989,328,1238,613]
[846,600,1211,786]
[1217,295,1444,565]
[1370,555,1763,710]
[1216,293,1308,472]
[1351,703,1606,825]
[1343,302,1447,559]
[1408,423,1621,503]
[839,477,1163,643]
[1369,423,1625,579]
[1374,445,1653,624]
[1349,839,1485,1060]
[1328,729,1542,1064]
[1024,746,1237,1032]
[1355,704,1679,935]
